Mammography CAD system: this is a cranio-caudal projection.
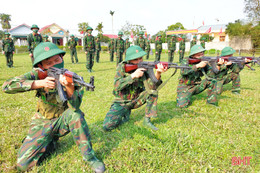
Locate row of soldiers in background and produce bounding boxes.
[2,32,15,68]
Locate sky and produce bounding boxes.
[0,0,247,36]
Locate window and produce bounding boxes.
[219,36,225,42]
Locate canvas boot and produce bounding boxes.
[86,155,105,173]
[143,117,158,131]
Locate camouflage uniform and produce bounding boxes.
[27,33,43,63]
[67,36,78,63]
[145,40,151,60]
[84,33,95,71]
[155,36,162,61]
[179,38,185,63]
[2,68,99,171]
[190,37,197,49]
[135,36,146,51]
[2,34,15,68]
[114,37,125,65]
[108,39,115,62]
[43,35,50,42]
[167,36,177,63]
[176,57,218,108]
[103,62,162,131]
[95,37,101,63]
[124,39,131,56]
[201,40,205,49]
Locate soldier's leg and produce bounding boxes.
[116,50,120,65]
[10,53,13,67]
[158,51,161,61]
[6,53,11,67]
[71,50,74,63]
[172,50,175,62]
[206,80,218,105]
[176,84,194,108]
[119,52,123,63]
[110,51,113,62]
[103,103,131,131]
[230,72,240,93]
[74,50,78,63]
[179,51,181,63]
[216,79,225,95]
[146,50,149,59]
[86,53,91,71]
[90,52,94,71]
[168,51,171,62]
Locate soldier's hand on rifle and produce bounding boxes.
[131,68,146,79]
[85,51,88,54]
[218,58,225,65]
[59,74,74,97]
[2,51,5,55]
[32,77,55,90]
[196,61,207,68]
[168,50,170,53]
[12,51,15,54]
[245,58,252,63]
[156,52,158,54]
[155,63,168,79]
[29,53,33,57]
[225,61,232,66]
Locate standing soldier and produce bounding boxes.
[67,34,78,64]
[108,39,115,62]
[155,34,162,61]
[27,24,43,64]
[114,31,125,65]
[145,39,151,59]
[95,36,101,63]
[179,35,186,63]
[84,26,95,72]
[167,34,177,63]
[190,35,197,49]
[43,35,50,42]
[201,37,206,49]
[124,38,131,57]
[135,31,146,51]
[2,32,15,68]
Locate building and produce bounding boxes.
[9,23,31,46]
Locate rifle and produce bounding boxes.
[188,56,220,73]
[222,56,260,71]
[124,61,191,84]
[38,67,95,103]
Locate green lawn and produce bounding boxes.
[0,51,259,172]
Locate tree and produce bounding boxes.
[96,22,104,35]
[244,0,260,22]
[121,21,146,38]
[0,13,11,30]
[78,22,89,36]
[166,22,185,31]
[0,30,4,40]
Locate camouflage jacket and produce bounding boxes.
[113,62,162,104]
[27,33,43,53]
[135,37,146,50]
[178,57,212,85]
[179,40,185,51]
[84,34,95,52]
[125,41,131,50]
[95,40,101,51]
[201,42,205,49]
[155,39,162,52]
[108,41,115,51]
[114,38,125,52]
[190,40,197,48]
[68,39,77,50]
[146,41,150,50]
[168,39,177,51]
[2,38,15,52]
[2,68,84,120]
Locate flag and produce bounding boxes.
[148,34,151,40]
[80,30,84,34]
[155,36,158,41]
[203,21,204,26]
[205,27,211,33]
[219,27,222,35]
[145,31,147,38]
[130,31,133,39]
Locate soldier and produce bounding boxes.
[179,35,186,63]
[135,31,146,51]
[95,36,101,63]
[167,34,177,63]
[2,42,105,173]
[103,46,168,131]
[43,35,50,42]
[190,35,197,49]
[145,39,151,60]
[124,38,131,57]
[108,38,115,62]
[114,31,125,65]
[201,37,206,49]
[27,24,43,64]
[84,26,95,72]
[176,45,218,108]
[67,34,78,64]
[2,32,15,68]
[155,34,163,61]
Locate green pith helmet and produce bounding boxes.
[201,37,206,41]
[172,34,176,37]
[44,35,48,38]
[33,42,66,67]
[221,47,236,56]
[157,34,162,37]
[139,31,144,35]
[189,45,205,56]
[86,26,93,31]
[118,31,123,36]
[31,24,39,30]
[4,32,10,35]
[126,38,129,40]
[125,45,147,61]
[70,34,74,37]
[193,35,197,38]
[182,35,186,39]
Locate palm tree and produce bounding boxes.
[110,10,115,34]
[78,22,89,36]
[0,13,11,30]
[96,22,104,36]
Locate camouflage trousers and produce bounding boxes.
[5,52,13,67]
[216,72,240,95]
[179,50,185,63]
[17,109,95,171]
[103,91,158,131]
[116,50,124,65]
[70,49,78,63]
[168,50,175,63]
[109,51,114,62]
[176,79,218,108]
[95,50,100,63]
[155,50,162,61]
[146,49,150,59]
[86,51,95,70]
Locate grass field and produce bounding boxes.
[0,51,259,173]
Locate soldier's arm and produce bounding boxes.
[2,40,4,50]
[180,57,198,76]
[27,35,32,53]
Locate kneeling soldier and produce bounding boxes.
[2,42,105,173]
[103,46,168,131]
